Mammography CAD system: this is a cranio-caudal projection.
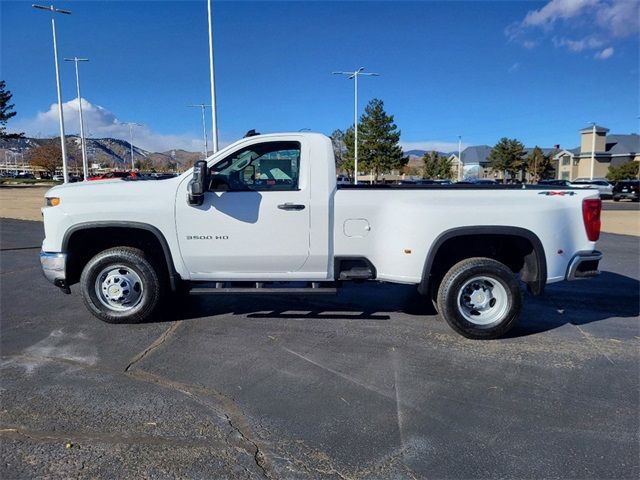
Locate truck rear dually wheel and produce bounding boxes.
[80,247,162,324]
[436,257,522,339]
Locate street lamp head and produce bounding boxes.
[32,4,71,14]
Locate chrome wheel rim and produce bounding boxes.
[95,265,144,312]
[457,275,509,326]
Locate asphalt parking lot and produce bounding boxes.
[1,218,639,479]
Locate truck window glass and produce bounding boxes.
[209,141,301,192]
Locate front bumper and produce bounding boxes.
[566,250,602,280]
[40,251,70,291]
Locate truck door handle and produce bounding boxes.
[278,203,306,211]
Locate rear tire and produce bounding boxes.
[613,196,620,202]
[436,257,522,339]
[80,247,162,324]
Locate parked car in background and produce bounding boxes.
[612,180,639,202]
[148,173,178,180]
[53,175,64,182]
[399,179,439,185]
[472,179,498,185]
[538,179,573,187]
[14,172,35,179]
[88,171,139,181]
[571,180,613,199]
[336,174,351,185]
[457,179,497,185]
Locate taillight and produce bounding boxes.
[582,198,601,242]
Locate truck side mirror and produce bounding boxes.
[187,160,207,206]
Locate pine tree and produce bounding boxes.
[437,154,454,179]
[489,137,526,180]
[357,99,407,182]
[607,161,639,181]
[527,146,554,182]
[422,151,440,179]
[341,126,356,179]
[0,80,23,139]
[330,129,350,177]
[422,151,454,179]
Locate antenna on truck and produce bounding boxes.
[244,129,260,138]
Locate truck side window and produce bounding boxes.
[209,141,301,192]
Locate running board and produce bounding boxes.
[189,282,337,295]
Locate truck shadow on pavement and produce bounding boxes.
[507,270,640,338]
[153,270,639,338]
[157,282,434,323]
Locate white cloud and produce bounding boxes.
[553,36,604,52]
[401,141,468,153]
[508,62,521,73]
[594,46,615,59]
[11,98,204,152]
[521,0,599,28]
[507,0,638,55]
[596,0,640,37]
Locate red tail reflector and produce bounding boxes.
[582,198,601,241]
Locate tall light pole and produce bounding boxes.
[188,104,211,159]
[458,135,462,181]
[207,0,219,153]
[590,122,596,181]
[64,57,89,180]
[333,67,379,184]
[125,122,142,170]
[33,4,71,183]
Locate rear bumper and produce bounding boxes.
[566,250,602,280]
[613,192,638,200]
[40,251,69,291]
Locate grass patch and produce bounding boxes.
[0,178,60,185]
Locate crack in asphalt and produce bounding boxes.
[126,369,272,479]
[225,414,270,478]
[3,353,272,478]
[124,321,180,372]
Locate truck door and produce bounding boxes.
[175,139,311,278]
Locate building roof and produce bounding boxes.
[524,147,558,156]
[460,145,493,165]
[606,134,639,155]
[579,124,609,133]
[454,145,561,165]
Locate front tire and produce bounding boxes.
[80,247,162,324]
[436,257,522,339]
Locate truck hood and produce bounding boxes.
[45,177,182,199]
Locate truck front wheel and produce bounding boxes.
[80,247,162,324]
[437,257,522,339]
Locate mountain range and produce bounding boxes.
[0,136,202,171]
[0,137,449,171]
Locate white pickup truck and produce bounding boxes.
[40,132,603,339]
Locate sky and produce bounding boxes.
[1,0,639,153]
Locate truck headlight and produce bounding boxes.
[46,197,61,207]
